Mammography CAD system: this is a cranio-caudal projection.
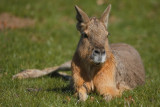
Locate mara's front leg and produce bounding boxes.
[72,73,88,101]
[71,62,92,101]
[94,69,121,101]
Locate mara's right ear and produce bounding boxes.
[75,5,90,32]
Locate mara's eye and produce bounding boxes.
[82,32,88,38]
[108,32,111,37]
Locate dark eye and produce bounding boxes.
[108,32,111,36]
[82,32,88,38]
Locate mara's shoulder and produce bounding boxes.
[110,43,141,61]
[110,43,140,55]
[110,43,136,51]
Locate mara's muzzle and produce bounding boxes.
[90,48,106,64]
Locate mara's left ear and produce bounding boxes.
[100,4,111,28]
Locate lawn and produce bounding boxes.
[0,0,160,106]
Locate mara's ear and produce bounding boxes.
[100,4,111,28]
[75,5,90,32]
[75,5,90,23]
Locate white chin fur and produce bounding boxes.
[93,54,106,64]
[101,54,106,63]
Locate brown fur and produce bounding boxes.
[71,5,145,101]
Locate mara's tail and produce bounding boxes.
[12,61,71,80]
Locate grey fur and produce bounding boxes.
[111,43,145,89]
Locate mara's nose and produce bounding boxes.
[93,48,105,56]
[91,48,106,64]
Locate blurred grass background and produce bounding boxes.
[0,0,160,106]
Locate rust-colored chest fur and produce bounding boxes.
[71,51,119,97]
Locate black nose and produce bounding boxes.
[93,49,105,56]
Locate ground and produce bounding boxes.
[0,0,160,106]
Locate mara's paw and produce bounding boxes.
[103,94,112,102]
[78,92,88,101]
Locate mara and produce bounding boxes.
[13,4,145,102]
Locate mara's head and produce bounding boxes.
[75,4,112,65]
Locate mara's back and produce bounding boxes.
[111,43,145,89]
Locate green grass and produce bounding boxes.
[0,0,160,106]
